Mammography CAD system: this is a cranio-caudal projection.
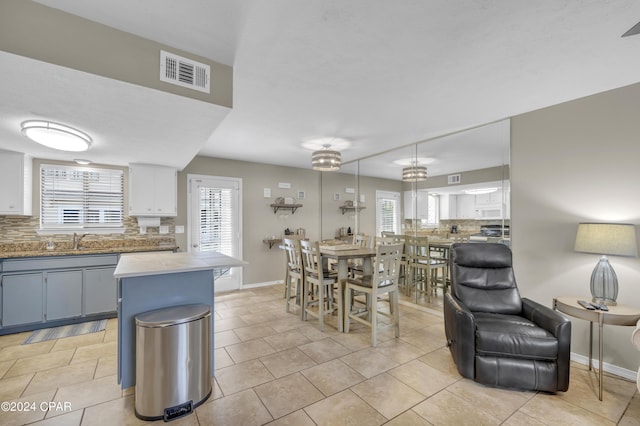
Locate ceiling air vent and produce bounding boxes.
[448,174,461,185]
[160,50,210,93]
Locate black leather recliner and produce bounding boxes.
[444,243,571,392]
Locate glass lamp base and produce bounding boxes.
[590,256,618,306]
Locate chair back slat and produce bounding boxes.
[372,243,403,288]
[283,238,302,272]
[300,240,324,280]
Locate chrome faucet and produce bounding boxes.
[72,233,88,250]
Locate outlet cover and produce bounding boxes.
[175,225,185,234]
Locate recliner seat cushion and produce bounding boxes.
[474,312,558,360]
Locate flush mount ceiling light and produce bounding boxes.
[21,120,92,152]
[74,159,92,165]
[402,164,428,181]
[393,157,436,167]
[464,187,498,195]
[311,144,342,171]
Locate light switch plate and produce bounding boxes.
[264,188,271,198]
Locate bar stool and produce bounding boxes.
[283,238,304,315]
[300,240,340,331]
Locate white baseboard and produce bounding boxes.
[242,280,283,289]
[570,352,637,382]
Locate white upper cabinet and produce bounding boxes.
[0,150,32,216]
[128,164,177,216]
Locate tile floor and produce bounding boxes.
[0,284,639,425]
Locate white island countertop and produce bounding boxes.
[114,251,247,278]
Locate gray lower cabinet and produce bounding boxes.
[0,254,118,332]
[2,273,44,327]
[46,270,83,321]
[84,267,117,314]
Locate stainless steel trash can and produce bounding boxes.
[135,304,212,421]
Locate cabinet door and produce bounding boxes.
[456,194,476,219]
[2,273,43,327]
[153,167,177,215]
[46,271,83,321]
[0,151,31,215]
[84,267,117,314]
[129,165,156,215]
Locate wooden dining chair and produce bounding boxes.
[283,238,304,315]
[300,240,340,331]
[405,236,447,302]
[348,234,372,278]
[344,243,403,347]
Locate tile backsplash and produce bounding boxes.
[0,215,177,249]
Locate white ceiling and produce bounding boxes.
[1,1,639,177]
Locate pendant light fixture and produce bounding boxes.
[311,144,342,171]
[21,120,92,152]
[402,163,427,181]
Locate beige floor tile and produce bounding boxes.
[412,389,502,426]
[418,346,461,377]
[0,340,55,362]
[266,316,309,333]
[80,395,145,426]
[48,375,122,417]
[0,332,32,350]
[330,329,374,351]
[351,372,426,419]
[301,358,366,396]
[70,342,117,364]
[214,347,234,370]
[234,324,278,341]
[0,359,16,378]
[105,318,118,330]
[214,316,249,332]
[520,393,616,426]
[215,359,274,395]
[196,388,273,425]
[103,328,117,343]
[212,377,223,400]
[447,379,534,421]
[304,389,387,426]
[388,359,459,397]
[29,409,84,426]
[49,331,106,352]
[340,347,399,379]
[297,324,340,341]
[225,338,276,363]
[385,409,433,425]
[0,389,56,426]
[4,348,75,378]
[255,372,324,419]
[0,372,34,400]
[240,311,282,325]
[214,330,241,348]
[94,355,117,379]
[399,328,445,353]
[555,367,636,422]
[263,329,312,351]
[501,411,548,426]
[298,337,351,363]
[375,339,428,364]
[23,360,97,396]
[260,347,316,378]
[619,391,640,426]
[265,409,316,426]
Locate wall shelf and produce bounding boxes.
[270,204,302,214]
[339,206,365,215]
[263,238,282,249]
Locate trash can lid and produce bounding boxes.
[135,304,211,328]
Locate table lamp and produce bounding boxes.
[574,223,638,306]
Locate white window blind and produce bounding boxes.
[40,165,123,229]
[426,194,439,226]
[376,191,401,235]
[199,187,233,256]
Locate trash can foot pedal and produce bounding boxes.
[164,400,193,422]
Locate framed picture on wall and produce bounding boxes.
[298,191,305,200]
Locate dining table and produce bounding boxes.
[319,244,378,332]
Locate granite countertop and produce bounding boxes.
[114,251,248,278]
[0,244,178,260]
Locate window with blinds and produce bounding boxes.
[40,164,124,229]
[376,191,401,235]
[198,187,234,256]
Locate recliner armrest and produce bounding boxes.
[522,298,570,337]
[522,297,571,391]
[444,293,476,379]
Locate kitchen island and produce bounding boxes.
[114,251,247,389]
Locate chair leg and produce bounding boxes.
[371,295,378,347]
[344,284,351,333]
[318,283,325,331]
[391,290,400,338]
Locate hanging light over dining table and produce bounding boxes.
[312,144,342,171]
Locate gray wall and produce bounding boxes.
[511,82,640,372]
[177,156,401,285]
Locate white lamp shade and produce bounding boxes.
[402,165,427,181]
[311,149,341,171]
[574,223,638,257]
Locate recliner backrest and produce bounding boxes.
[450,243,522,314]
